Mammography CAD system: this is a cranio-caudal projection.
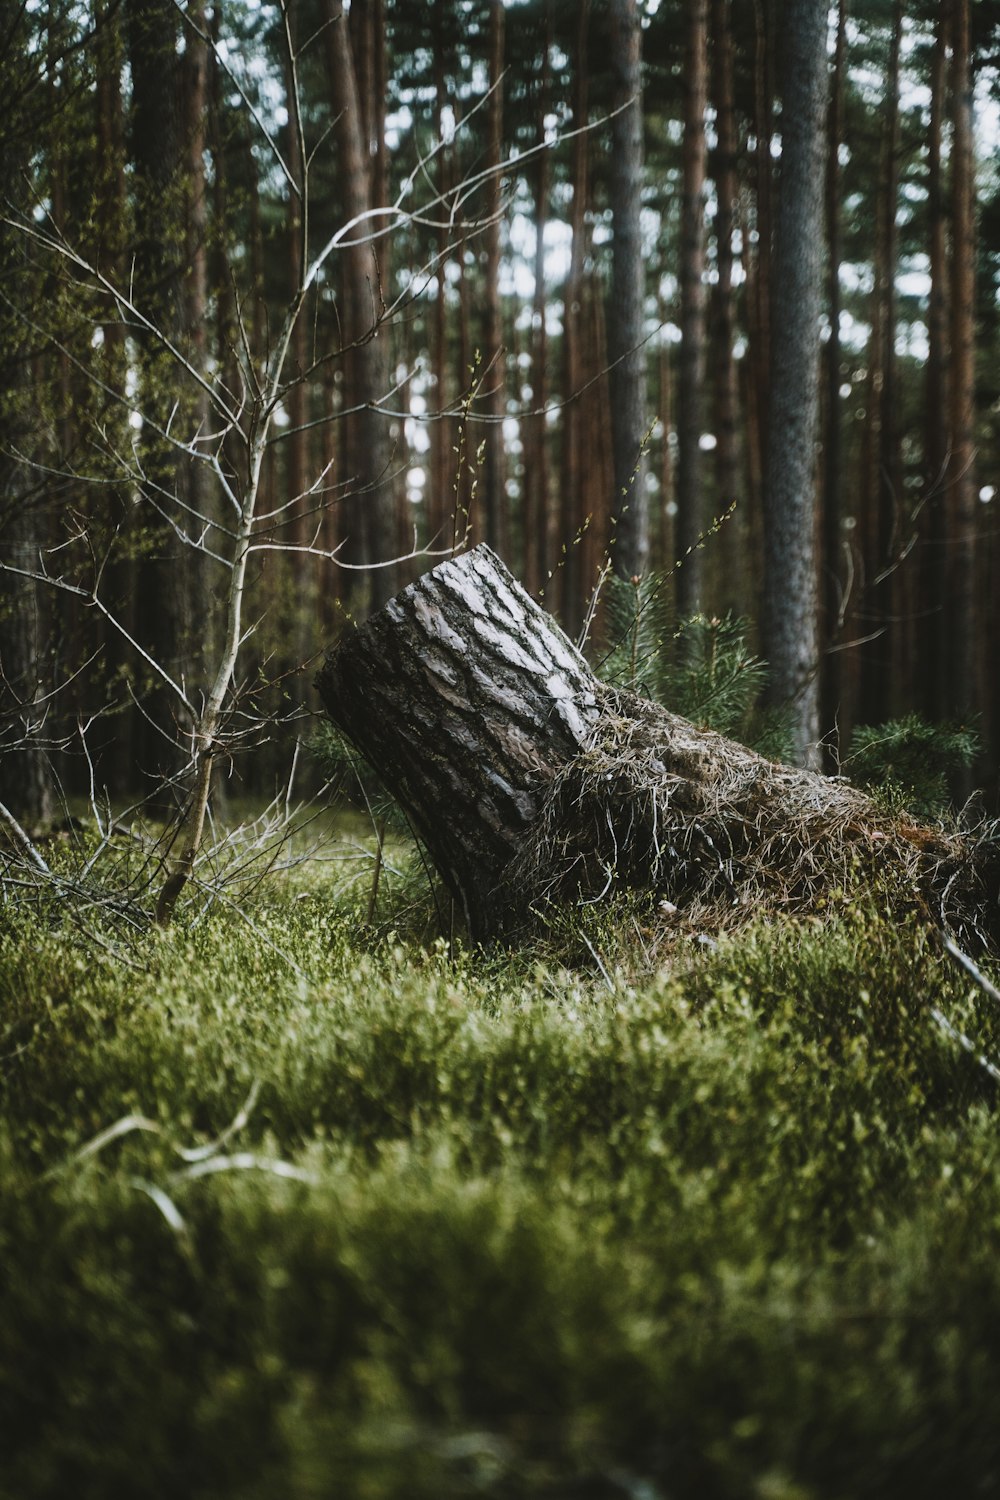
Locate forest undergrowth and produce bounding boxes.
[3,827,1000,1500]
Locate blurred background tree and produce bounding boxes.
[1,0,998,825]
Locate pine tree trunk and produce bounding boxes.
[859,1,902,727]
[325,0,397,614]
[675,0,708,616]
[317,546,600,936]
[524,6,552,599]
[125,0,193,798]
[744,0,775,530]
[481,0,507,558]
[429,1,452,551]
[708,0,743,613]
[923,6,950,722]
[93,0,136,800]
[821,0,846,752]
[608,0,649,581]
[762,0,829,769]
[946,0,979,744]
[559,0,590,632]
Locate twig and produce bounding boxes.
[943,934,1000,1009]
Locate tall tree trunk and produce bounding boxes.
[946,0,979,741]
[923,6,950,722]
[325,0,397,614]
[559,0,590,631]
[125,0,192,797]
[675,0,708,617]
[282,6,313,677]
[93,0,135,800]
[744,0,775,537]
[428,0,452,551]
[762,0,830,769]
[708,0,744,613]
[607,0,649,581]
[180,0,214,676]
[524,3,552,599]
[657,312,675,581]
[859,1,902,728]
[282,6,308,538]
[584,278,613,598]
[481,0,507,557]
[0,42,53,825]
[821,0,847,752]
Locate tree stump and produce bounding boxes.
[317,545,998,946]
[317,546,601,935]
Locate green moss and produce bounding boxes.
[1,879,1000,1497]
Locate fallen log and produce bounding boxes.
[316,545,998,946]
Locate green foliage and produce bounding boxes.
[310,722,411,835]
[599,572,791,757]
[846,714,980,819]
[2,872,1000,1497]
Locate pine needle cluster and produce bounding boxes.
[598,571,791,759]
[845,714,980,819]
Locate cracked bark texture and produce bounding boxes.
[316,546,599,936]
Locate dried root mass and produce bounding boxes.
[499,686,999,948]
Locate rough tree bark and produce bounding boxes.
[762,0,830,769]
[481,0,507,557]
[318,546,599,936]
[821,0,846,752]
[325,0,397,613]
[316,547,996,947]
[608,0,649,581]
[946,0,979,740]
[675,0,708,615]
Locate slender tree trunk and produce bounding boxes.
[923,6,950,722]
[125,0,192,797]
[180,0,214,676]
[608,0,649,581]
[880,0,908,719]
[456,216,474,545]
[821,0,846,752]
[584,278,613,596]
[0,67,53,830]
[675,0,708,617]
[325,0,397,614]
[524,5,552,598]
[657,312,674,582]
[283,11,308,545]
[858,1,902,728]
[744,0,775,535]
[93,0,135,800]
[559,0,590,631]
[481,0,507,557]
[280,7,315,685]
[762,0,830,769]
[709,0,743,613]
[946,0,979,740]
[429,0,452,550]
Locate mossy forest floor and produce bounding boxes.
[3,830,1000,1499]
